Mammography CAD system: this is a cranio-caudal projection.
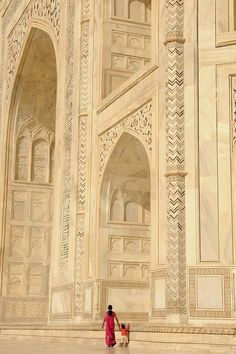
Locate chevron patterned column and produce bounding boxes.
[74,0,90,315]
[164,0,187,320]
[60,0,75,270]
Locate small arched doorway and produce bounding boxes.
[1,28,57,323]
[99,132,151,320]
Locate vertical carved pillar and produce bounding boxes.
[74,0,90,315]
[164,0,187,321]
[60,0,75,270]
[232,76,236,149]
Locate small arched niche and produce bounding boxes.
[128,0,151,22]
[100,132,150,226]
[98,132,151,290]
[3,27,57,322]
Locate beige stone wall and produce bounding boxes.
[0,0,235,329]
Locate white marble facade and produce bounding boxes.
[0,0,235,333]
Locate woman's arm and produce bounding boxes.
[115,313,120,328]
[101,318,105,329]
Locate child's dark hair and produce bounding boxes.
[121,323,125,329]
[107,304,113,316]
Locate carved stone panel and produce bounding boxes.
[103,0,151,96]
[189,268,231,318]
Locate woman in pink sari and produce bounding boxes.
[102,305,120,347]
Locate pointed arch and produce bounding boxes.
[0,25,58,324]
[97,131,151,305]
[99,128,152,182]
[3,24,58,187]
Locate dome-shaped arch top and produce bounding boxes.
[15,28,57,132]
[99,101,152,177]
[7,0,60,94]
[100,132,150,225]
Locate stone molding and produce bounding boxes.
[0,323,235,336]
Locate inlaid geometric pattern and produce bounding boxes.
[231,75,236,148]
[75,0,91,314]
[81,0,90,16]
[165,0,187,316]
[79,23,89,111]
[60,0,75,269]
[74,214,85,314]
[77,116,87,211]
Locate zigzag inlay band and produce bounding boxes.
[60,0,75,270]
[75,0,90,313]
[165,0,187,316]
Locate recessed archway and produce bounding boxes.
[1,28,57,323]
[98,132,151,319]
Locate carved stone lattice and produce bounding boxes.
[232,76,236,148]
[1,297,48,323]
[99,102,152,176]
[15,114,54,183]
[17,114,54,136]
[7,0,60,93]
[164,0,187,317]
[60,0,75,269]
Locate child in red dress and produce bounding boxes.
[119,322,130,346]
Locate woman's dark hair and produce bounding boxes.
[107,304,113,316]
[121,323,125,329]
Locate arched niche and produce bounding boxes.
[129,0,145,22]
[110,188,124,221]
[2,27,57,323]
[98,132,151,283]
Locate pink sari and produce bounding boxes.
[104,312,117,347]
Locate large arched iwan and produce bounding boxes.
[1,28,57,324]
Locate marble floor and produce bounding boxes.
[0,338,235,354]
